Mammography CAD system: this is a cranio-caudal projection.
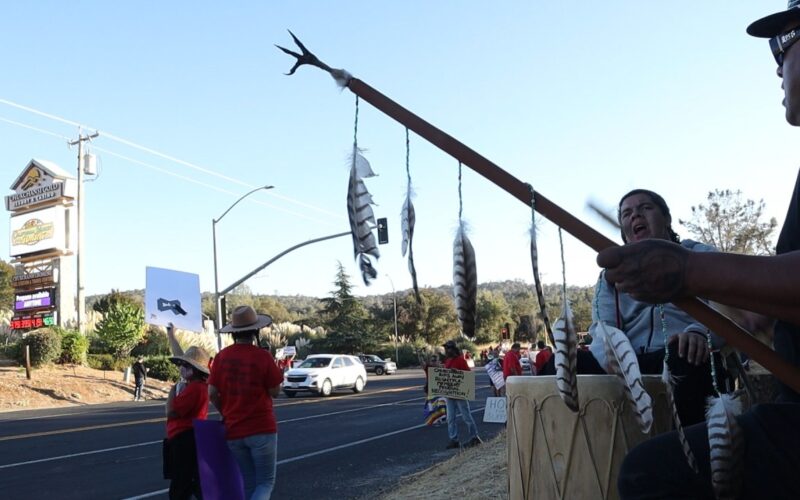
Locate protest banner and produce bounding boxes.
[428,367,475,400]
[483,396,507,423]
[144,267,202,332]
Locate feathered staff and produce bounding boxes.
[277,31,800,394]
[401,129,422,304]
[346,119,380,285]
[527,185,555,346]
[553,228,579,411]
[706,394,744,500]
[453,163,477,339]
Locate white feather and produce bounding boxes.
[347,148,379,284]
[600,322,653,433]
[553,300,579,412]
[661,361,699,473]
[706,394,744,500]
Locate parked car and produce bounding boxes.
[357,354,397,375]
[283,354,367,397]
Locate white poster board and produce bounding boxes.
[428,367,475,400]
[483,396,508,423]
[144,266,202,332]
[283,346,296,357]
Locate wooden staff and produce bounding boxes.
[277,32,800,394]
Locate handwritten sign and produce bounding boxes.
[428,367,475,400]
[483,396,507,423]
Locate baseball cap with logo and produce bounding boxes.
[748,1,800,38]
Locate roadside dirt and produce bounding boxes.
[0,360,172,412]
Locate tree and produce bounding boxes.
[318,262,380,353]
[0,259,13,313]
[474,290,511,344]
[95,301,146,359]
[92,289,141,314]
[679,189,778,255]
[415,289,459,346]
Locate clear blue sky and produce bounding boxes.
[0,2,795,299]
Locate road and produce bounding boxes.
[0,368,504,499]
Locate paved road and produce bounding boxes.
[0,368,505,499]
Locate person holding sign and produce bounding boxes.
[503,342,523,380]
[442,340,482,449]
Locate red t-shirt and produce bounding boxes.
[208,344,284,440]
[534,348,553,374]
[444,355,470,371]
[166,380,209,440]
[503,350,522,379]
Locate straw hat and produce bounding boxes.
[170,346,212,375]
[220,305,273,333]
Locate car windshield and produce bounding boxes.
[366,355,381,361]
[300,357,331,368]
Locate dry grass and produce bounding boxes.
[379,430,507,500]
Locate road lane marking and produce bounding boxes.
[0,440,161,470]
[0,417,166,441]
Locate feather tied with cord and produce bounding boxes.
[401,191,421,304]
[346,148,379,285]
[706,394,744,500]
[661,361,699,472]
[529,224,554,344]
[452,223,477,339]
[553,300,579,412]
[601,323,653,433]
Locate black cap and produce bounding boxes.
[443,340,457,349]
[748,2,800,38]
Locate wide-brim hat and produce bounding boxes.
[219,305,273,333]
[170,346,212,375]
[748,2,800,38]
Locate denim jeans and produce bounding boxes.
[227,433,278,500]
[445,398,478,443]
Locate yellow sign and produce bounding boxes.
[12,219,54,246]
[428,367,475,400]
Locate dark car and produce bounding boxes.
[357,354,397,375]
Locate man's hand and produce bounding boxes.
[597,240,690,303]
[670,331,710,366]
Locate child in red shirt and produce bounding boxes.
[164,346,211,500]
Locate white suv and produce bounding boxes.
[283,354,368,397]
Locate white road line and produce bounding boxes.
[0,440,161,470]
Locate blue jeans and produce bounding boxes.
[445,398,478,443]
[227,433,278,500]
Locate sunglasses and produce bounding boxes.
[771,28,800,66]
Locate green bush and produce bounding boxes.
[146,356,180,382]
[18,328,62,367]
[131,326,170,357]
[87,353,116,370]
[59,330,88,365]
[0,342,20,362]
[377,342,421,368]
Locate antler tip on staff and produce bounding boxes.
[276,29,352,87]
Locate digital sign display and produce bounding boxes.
[10,312,56,330]
[14,288,55,312]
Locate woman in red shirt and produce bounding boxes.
[164,345,211,500]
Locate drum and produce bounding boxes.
[507,375,671,500]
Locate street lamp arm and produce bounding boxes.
[214,185,274,223]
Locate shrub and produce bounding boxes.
[59,330,88,365]
[147,356,180,382]
[95,301,146,359]
[131,326,170,357]
[0,341,20,362]
[18,328,62,367]
[377,343,420,368]
[87,353,115,370]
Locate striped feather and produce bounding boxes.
[347,148,379,285]
[662,362,699,473]
[553,300,579,412]
[706,394,744,500]
[401,192,421,304]
[601,323,653,433]
[529,224,554,344]
[453,223,477,339]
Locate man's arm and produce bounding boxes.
[598,241,800,324]
[208,384,222,414]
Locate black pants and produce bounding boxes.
[618,403,800,499]
[540,348,722,426]
[164,429,203,500]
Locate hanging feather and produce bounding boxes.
[661,361,699,473]
[553,299,579,412]
[401,192,421,304]
[347,148,379,285]
[529,223,554,345]
[706,394,744,500]
[453,223,477,339]
[600,323,653,433]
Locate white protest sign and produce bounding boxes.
[144,267,202,332]
[283,346,296,356]
[483,396,507,423]
[428,367,475,400]
[275,348,285,359]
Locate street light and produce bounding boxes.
[213,185,274,349]
[386,274,399,364]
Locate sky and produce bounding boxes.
[1,2,796,301]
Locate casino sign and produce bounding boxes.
[10,312,57,330]
[5,159,76,212]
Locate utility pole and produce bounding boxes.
[69,128,99,334]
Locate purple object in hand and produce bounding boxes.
[193,419,244,500]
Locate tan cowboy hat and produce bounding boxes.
[170,346,212,375]
[219,305,273,333]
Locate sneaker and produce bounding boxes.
[445,440,460,450]
[466,436,483,448]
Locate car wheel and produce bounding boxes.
[352,376,365,393]
[375,366,384,376]
[319,379,333,397]
[284,390,296,398]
